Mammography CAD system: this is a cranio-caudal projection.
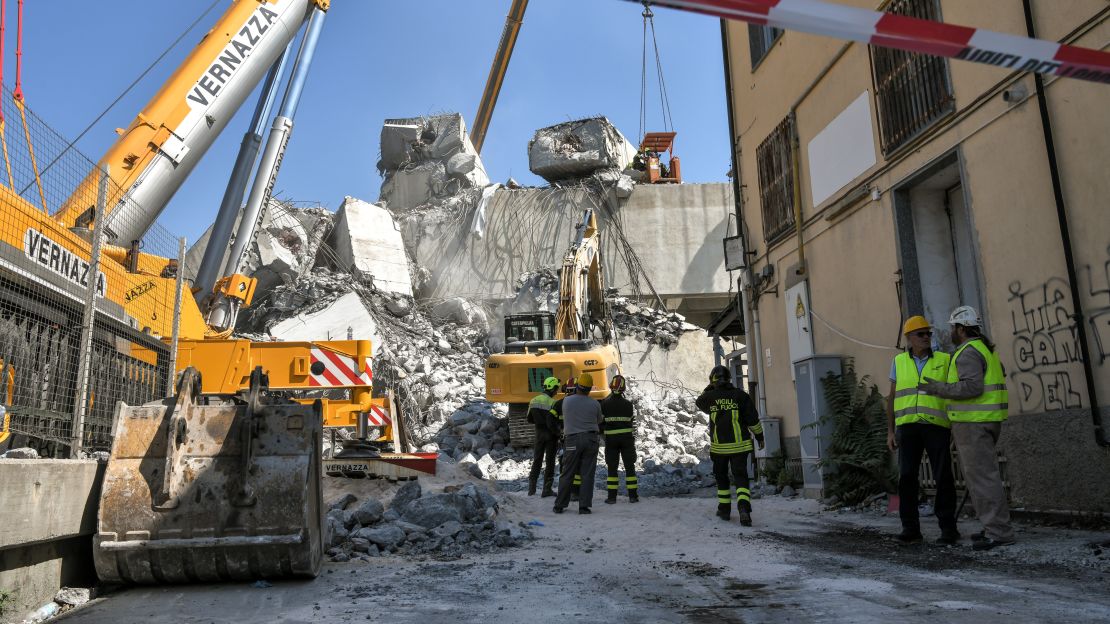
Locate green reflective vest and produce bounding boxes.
[946,339,1008,423]
[893,351,951,428]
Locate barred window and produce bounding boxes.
[756,114,797,243]
[871,0,955,153]
[749,23,782,68]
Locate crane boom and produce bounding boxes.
[471,0,528,154]
[53,0,319,245]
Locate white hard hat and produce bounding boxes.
[948,305,981,327]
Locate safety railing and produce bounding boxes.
[0,87,184,457]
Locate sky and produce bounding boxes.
[14,1,729,243]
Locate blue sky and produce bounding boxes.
[16,1,729,242]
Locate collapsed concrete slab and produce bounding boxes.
[528,117,638,182]
[269,291,381,346]
[329,196,413,296]
[378,113,489,211]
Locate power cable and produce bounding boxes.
[26,0,221,196]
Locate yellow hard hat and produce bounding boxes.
[902,315,931,335]
[577,372,594,389]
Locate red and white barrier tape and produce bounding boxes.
[635,0,1110,84]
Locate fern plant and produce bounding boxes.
[811,359,896,505]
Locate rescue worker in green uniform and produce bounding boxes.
[527,376,561,497]
[886,315,958,545]
[600,375,639,504]
[696,365,764,526]
[919,306,1014,550]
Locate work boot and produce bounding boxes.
[895,529,924,544]
[579,507,592,515]
[716,505,731,521]
[970,530,987,542]
[605,491,618,505]
[628,491,639,503]
[541,485,555,498]
[738,511,752,527]
[528,478,538,496]
[935,530,961,546]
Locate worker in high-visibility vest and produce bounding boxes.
[919,306,1014,551]
[885,316,958,545]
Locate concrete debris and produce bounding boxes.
[610,296,698,348]
[268,290,380,345]
[328,196,413,296]
[325,484,532,562]
[528,117,638,182]
[53,587,91,607]
[378,113,489,212]
[1,447,39,459]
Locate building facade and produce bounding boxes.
[719,0,1110,510]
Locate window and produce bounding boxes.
[749,23,782,68]
[755,114,798,243]
[871,0,955,153]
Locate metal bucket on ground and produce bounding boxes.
[93,367,323,583]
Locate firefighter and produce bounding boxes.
[886,316,958,545]
[553,373,603,514]
[527,376,561,497]
[919,306,1014,550]
[696,365,764,526]
[600,375,639,504]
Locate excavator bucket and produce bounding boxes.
[93,368,323,584]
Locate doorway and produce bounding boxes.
[893,155,984,350]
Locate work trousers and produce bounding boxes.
[555,432,599,510]
[604,434,638,495]
[896,423,957,533]
[951,421,1014,541]
[529,427,558,489]
[711,452,751,512]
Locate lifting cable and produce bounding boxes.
[13,0,47,211]
[24,0,221,200]
[638,2,674,144]
[0,0,14,189]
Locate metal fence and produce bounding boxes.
[0,88,184,457]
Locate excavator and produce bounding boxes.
[0,0,437,583]
[483,206,622,446]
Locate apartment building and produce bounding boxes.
[715,0,1110,511]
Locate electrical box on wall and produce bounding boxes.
[785,280,814,374]
[794,355,843,496]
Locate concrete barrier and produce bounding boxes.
[0,459,104,619]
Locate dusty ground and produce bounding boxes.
[55,478,1110,624]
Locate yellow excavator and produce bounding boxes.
[484,207,622,446]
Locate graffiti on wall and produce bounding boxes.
[1007,277,1083,411]
[1005,245,1110,413]
[1083,245,1110,366]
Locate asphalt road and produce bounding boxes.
[57,493,1110,624]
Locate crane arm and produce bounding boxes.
[54,0,323,246]
[470,0,528,154]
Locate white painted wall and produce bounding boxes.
[807,91,877,206]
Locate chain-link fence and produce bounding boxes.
[0,88,185,457]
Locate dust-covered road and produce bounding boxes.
[58,493,1110,623]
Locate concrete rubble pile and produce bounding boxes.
[219,112,729,498]
[184,198,334,294]
[324,481,533,562]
